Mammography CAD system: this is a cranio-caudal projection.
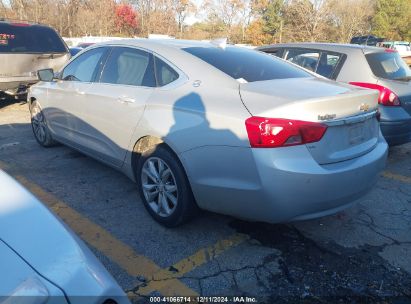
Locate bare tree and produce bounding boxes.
[173,0,196,37]
[282,0,332,42]
[327,0,375,42]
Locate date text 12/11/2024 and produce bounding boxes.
[149,296,258,303]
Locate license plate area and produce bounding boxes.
[349,124,366,145]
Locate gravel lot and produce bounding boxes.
[1,98,410,303]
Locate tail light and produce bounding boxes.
[349,82,400,106]
[245,117,328,148]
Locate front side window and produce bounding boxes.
[366,51,411,81]
[154,57,179,86]
[100,47,156,87]
[286,49,320,72]
[183,46,310,82]
[62,47,106,82]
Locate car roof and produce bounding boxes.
[0,19,51,29]
[259,42,384,55]
[93,38,231,54]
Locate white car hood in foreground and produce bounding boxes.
[0,170,129,304]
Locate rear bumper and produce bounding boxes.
[379,106,411,146]
[0,76,37,93]
[183,135,388,223]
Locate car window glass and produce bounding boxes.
[366,52,411,80]
[62,47,106,82]
[0,23,66,53]
[266,50,278,56]
[154,57,179,86]
[316,53,341,78]
[100,47,156,87]
[184,46,310,82]
[286,49,320,72]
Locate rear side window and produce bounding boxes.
[261,48,283,58]
[366,52,411,81]
[316,53,342,79]
[62,47,106,82]
[154,57,179,86]
[100,47,156,87]
[286,49,320,72]
[282,48,343,79]
[183,46,310,82]
[0,23,67,53]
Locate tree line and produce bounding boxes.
[1,0,410,45]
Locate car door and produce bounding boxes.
[45,47,108,142]
[75,46,156,167]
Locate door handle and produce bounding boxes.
[118,96,136,104]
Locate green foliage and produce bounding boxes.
[372,0,411,40]
[261,0,283,36]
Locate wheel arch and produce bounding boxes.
[131,135,187,181]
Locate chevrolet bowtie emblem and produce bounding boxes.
[359,103,370,112]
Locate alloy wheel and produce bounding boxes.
[141,157,178,217]
[31,105,47,143]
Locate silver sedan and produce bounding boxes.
[29,39,388,227]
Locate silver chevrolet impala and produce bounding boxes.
[28,39,388,227]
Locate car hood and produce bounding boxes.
[0,239,68,302]
[0,170,129,304]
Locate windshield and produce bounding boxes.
[366,51,411,81]
[0,23,67,53]
[183,46,311,82]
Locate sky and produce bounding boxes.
[185,0,204,25]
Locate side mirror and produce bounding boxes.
[37,69,55,82]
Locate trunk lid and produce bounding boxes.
[240,77,380,164]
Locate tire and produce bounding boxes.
[136,144,197,227]
[30,102,57,147]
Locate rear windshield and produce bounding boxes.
[366,52,411,81]
[183,46,311,82]
[0,23,67,53]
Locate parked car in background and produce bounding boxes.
[70,43,95,57]
[259,43,411,146]
[0,169,129,304]
[377,41,411,66]
[69,46,83,57]
[29,39,387,227]
[77,42,94,49]
[0,19,70,99]
[350,35,385,46]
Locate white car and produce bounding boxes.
[0,170,129,304]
